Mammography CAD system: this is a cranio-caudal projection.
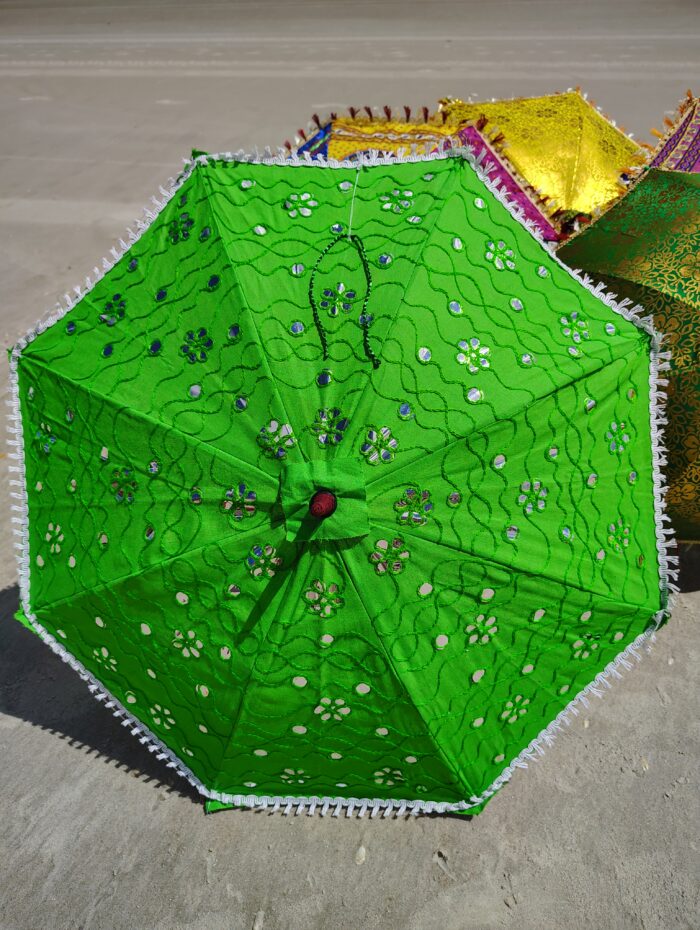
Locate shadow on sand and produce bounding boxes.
[0,584,199,803]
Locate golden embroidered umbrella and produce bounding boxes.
[439,91,647,222]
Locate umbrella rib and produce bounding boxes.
[340,159,459,430]
[335,545,481,803]
[209,548,302,795]
[369,516,658,617]
[29,508,285,618]
[365,338,646,491]
[19,353,278,488]
[198,165,309,464]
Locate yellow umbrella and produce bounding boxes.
[439,90,646,220]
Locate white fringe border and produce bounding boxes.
[6,144,676,816]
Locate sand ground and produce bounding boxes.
[0,2,699,928]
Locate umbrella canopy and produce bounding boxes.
[560,167,700,541]
[9,148,673,816]
[649,91,700,173]
[439,91,646,220]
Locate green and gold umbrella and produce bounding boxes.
[560,167,700,541]
[9,148,673,815]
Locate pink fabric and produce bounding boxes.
[457,126,560,242]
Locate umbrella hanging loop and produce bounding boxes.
[308,219,380,370]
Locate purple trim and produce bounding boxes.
[651,103,700,172]
[457,126,559,241]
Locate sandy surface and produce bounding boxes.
[1,2,699,928]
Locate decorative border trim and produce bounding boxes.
[7,144,675,816]
[292,88,645,152]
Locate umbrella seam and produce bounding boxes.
[197,165,310,465]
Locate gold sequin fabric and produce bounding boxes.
[326,119,454,161]
[440,92,646,216]
[560,168,700,540]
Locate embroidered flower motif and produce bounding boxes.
[150,704,176,729]
[304,580,345,618]
[285,192,318,218]
[394,487,433,526]
[485,240,516,271]
[181,328,213,364]
[517,480,548,515]
[257,420,295,459]
[168,212,194,244]
[606,421,631,455]
[246,543,283,579]
[45,522,64,554]
[36,422,56,455]
[607,518,630,553]
[311,408,349,447]
[572,633,600,660]
[314,696,351,721]
[370,538,410,575]
[360,426,398,465]
[99,293,126,327]
[220,484,257,521]
[560,311,589,356]
[500,694,529,724]
[111,466,137,504]
[92,646,117,672]
[374,767,404,787]
[172,629,203,659]
[280,768,306,785]
[456,337,491,372]
[319,282,357,317]
[465,614,498,645]
[380,189,414,213]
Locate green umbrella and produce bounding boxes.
[9,148,674,816]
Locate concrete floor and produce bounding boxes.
[0,2,699,928]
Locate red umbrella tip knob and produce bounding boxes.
[309,489,337,519]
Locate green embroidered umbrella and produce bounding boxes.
[9,148,673,817]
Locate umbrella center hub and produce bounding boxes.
[309,489,337,519]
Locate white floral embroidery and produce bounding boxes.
[172,629,203,659]
[150,704,175,729]
[314,696,351,721]
[500,694,529,724]
[280,768,307,785]
[285,192,318,218]
[92,646,117,672]
[374,767,404,786]
[45,522,64,554]
[465,614,498,645]
[456,337,491,373]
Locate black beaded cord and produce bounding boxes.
[308,233,380,370]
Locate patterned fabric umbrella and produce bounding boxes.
[439,91,646,223]
[560,167,700,541]
[9,148,673,817]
